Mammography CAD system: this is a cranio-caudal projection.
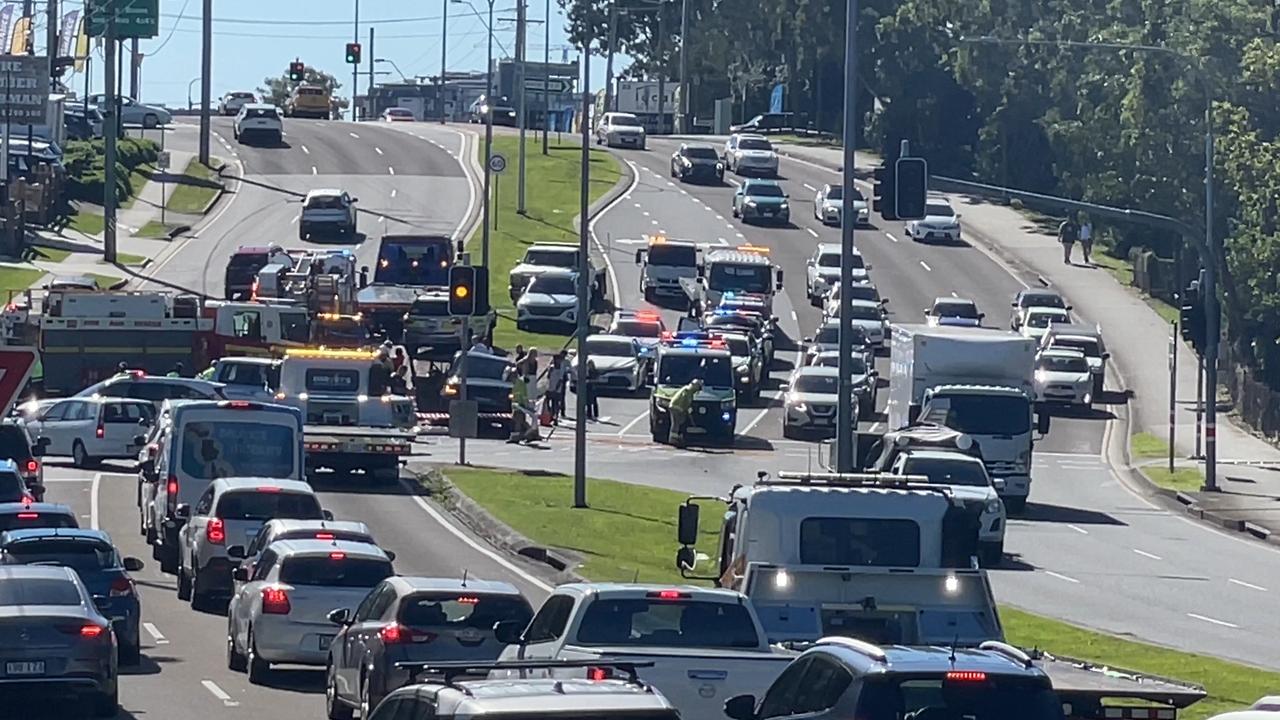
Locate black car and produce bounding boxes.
[730,112,794,134]
[670,143,724,183]
[65,105,104,140]
[0,419,44,500]
[469,95,518,127]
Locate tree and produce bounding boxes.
[257,65,343,107]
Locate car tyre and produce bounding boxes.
[119,633,141,666]
[190,566,208,610]
[643,287,656,304]
[359,675,375,720]
[143,113,159,129]
[246,627,270,684]
[731,206,739,218]
[91,683,119,718]
[72,440,94,469]
[176,561,192,601]
[782,422,797,440]
[298,227,308,241]
[326,662,354,720]
[979,540,1004,568]
[1003,496,1027,515]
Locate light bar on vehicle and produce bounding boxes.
[286,348,379,360]
[736,244,770,254]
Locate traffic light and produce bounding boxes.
[894,157,929,220]
[449,266,476,316]
[1180,279,1206,354]
[345,42,362,65]
[872,164,896,220]
[288,60,305,82]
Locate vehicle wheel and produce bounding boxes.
[782,423,796,440]
[176,561,192,601]
[246,628,270,684]
[145,522,156,546]
[979,541,1005,568]
[326,662,354,720]
[732,206,739,218]
[643,287,656,304]
[119,634,141,666]
[91,684,119,718]
[72,440,92,469]
[189,566,207,610]
[143,113,159,129]
[298,228,308,241]
[650,421,663,443]
[516,320,528,332]
[359,674,379,720]
[227,620,247,672]
[1003,496,1027,515]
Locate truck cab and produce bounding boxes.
[634,235,699,305]
[508,243,606,304]
[356,234,457,340]
[682,246,783,317]
[648,333,737,445]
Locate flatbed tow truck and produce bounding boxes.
[672,471,1206,720]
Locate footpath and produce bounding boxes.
[775,141,1280,542]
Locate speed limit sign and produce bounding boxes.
[489,153,508,174]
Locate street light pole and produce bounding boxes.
[574,37,591,509]
[197,0,211,164]
[352,0,360,121]
[834,0,858,472]
[440,0,448,123]
[187,76,201,111]
[542,0,550,153]
[516,0,528,215]
[677,0,688,134]
[483,0,495,267]
[604,2,617,113]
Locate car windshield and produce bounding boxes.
[3,540,117,573]
[817,253,841,268]
[278,556,393,587]
[747,184,784,197]
[935,302,979,318]
[611,113,641,126]
[905,457,990,487]
[847,305,883,320]
[613,320,662,337]
[232,92,255,99]
[178,421,297,480]
[793,374,838,394]
[726,338,751,356]
[528,275,577,296]
[844,285,880,302]
[409,297,451,317]
[926,202,955,217]
[220,363,271,387]
[658,355,732,386]
[739,138,772,151]
[1021,293,1066,309]
[814,354,869,375]
[648,244,697,266]
[399,592,533,631]
[456,354,510,380]
[374,238,452,285]
[388,108,412,116]
[0,577,82,605]
[800,517,922,566]
[1039,355,1089,373]
[923,394,1031,436]
[585,340,634,358]
[684,146,718,159]
[576,598,761,649]
[298,87,325,96]
[216,491,322,521]
[1027,312,1068,329]
[816,326,864,344]
[1052,337,1101,357]
[522,249,576,268]
[855,675,1064,720]
[708,264,771,294]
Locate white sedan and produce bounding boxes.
[1034,348,1094,406]
[905,200,962,243]
[569,335,648,393]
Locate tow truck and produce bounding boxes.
[252,248,359,315]
[648,332,737,445]
[356,234,456,340]
[681,245,783,317]
[272,348,417,483]
[672,470,1206,720]
[633,234,699,305]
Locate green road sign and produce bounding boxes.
[87,0,160,39]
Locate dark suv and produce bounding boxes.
[726,638,1064,720]
[0,419,44,500]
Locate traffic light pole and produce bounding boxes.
[198,0,212,165]
[515,0,527,215]
[573,44,591,509]
[1169,322,1177,474]
[834,0,859,473]
[1201,108,1219,492]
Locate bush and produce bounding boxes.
[62,136,158,205]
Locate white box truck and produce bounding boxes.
[886,324,1049,512]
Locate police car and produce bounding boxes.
[648,332,737,445]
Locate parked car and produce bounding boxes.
[65,105,104,140]
[382,107,415,122]
[86,93,171,128]
[21,396,154,469]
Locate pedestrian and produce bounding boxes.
[545,353,567,421]
[393,347,407,372]
[667,378,702,447]
[1078,215,1094,265]
[522,347,540,378]
[196,363,216,381]
[166,362,184,378]
[115,362,130,377]
[584,360,600,420]
[1058,216,1079,265]
[553,351,569,420]
[513,344,526,366]
[390,365,410,395]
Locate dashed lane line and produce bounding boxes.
[349,132,360,139]
[375,147,384,155]
[1044,570,1080,584]
[886,232,899,243]
[1067,524,1089,535]
[919,260,932,272]
[1133,548,1162,561]
[389,166,396,175]
[301,145,309,154]
[805,227,818,238]
[1186,612,1239,629]
[201,680,240,707]
[143,622,169,645]
[1229,578,1268,591]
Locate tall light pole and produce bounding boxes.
[375,58,408,83]
[962,36,1220,491]
[542,0,550,153]
[834,0,858,471]
[677,0,688,133]
[574,33,592,509]
[439,0,448,122]
[352,0,360,121]
[603,2,617,113]
[187,76,201,111]
[454,0,498,267]
[515,0,528,215]
[197,0,211,165]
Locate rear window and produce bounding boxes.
[279,556,393,587]
[576,598,761,649]
[298,87,326,96]
[219,362,274,387]
[102,402,154,424]
[245,108,279,119]
[3,540,117,572]
[229,253,267,269]
[855,675,1063,720]
[279,529,372,545]
[799,517,921,566]
[0,472,25,502]
[216,490,322,521]
[409,297,451,317]
[305,368,361,393]
[0,577,82,605]
[399,592,533,630]
[0,426,34,462]
[613,320,661,337]
[178,420,297,480]
[0,512,77,532]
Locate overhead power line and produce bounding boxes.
[158,12,445,26]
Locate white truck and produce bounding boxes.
[493,583,791,720]
[680,246,783,318]
[886,324,1049,512]
[634,235,700,305]
[272,348,418,483]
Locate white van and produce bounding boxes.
[140,399,304,574]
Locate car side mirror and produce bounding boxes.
[725,694,757,720]
[1066,305,1074,311]
[123,557,144,572]
[1011,301,1019,307]
[30,442,45,459]
[227,545,246,559]
[385,550,397,562]
[493,619,526,645]
[174,503,191,521]
[233,567,250,582]
[677,503,700,546]
[327,608,351,626]
[1101,352,1111,360]
[992,478,1007,491]
[1037,412,1052,435]
[676,545,697,572]
[351,197,359,203]
[865,264,873,270]
[978,313,986,320]
[634,249,644,265]
[803,337,812,343]
[133,434,147,446]
[322,510,334,521]
[869,369,879,376]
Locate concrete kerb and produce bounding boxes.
[571,149,636,236]
[410,467,588,583]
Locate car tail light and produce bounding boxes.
[96,425,105,439]
[220,401,260,410]
[80,624,106,639]
[379,623,406,643]
[261,587,291,614]
[256,486,281,493]
[206,518,226,545]
[648,590,690,600]
[24,459,37,474]
[945,671,987,682]
[109,576,133,597]
[456,596,479,605]
[328,551,345,560]
[16,512,37,519]
[166,475,178,509]
[588,666,613,681]
[314,532,335,540]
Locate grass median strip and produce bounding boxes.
[437,465,1275,720]
[67,210,105,236]
[472,137,622,351]
[1131,431,1204,492]
[165,158,222,215]
[133,220,175,239]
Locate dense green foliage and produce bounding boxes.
[561,0,1280,384]
[64,137,159,204]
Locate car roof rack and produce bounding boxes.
[395,658,656,688]
[772,470,943,490]
[813,635,887,661]
[978,640,1034,668]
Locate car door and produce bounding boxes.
[234,548,276,646]
[29,401,69,452]
[181,486,216,569]
[100,400,152,456]
[757,656,814,720]
[508,594,574,661]
[341,583,398,697]
[59,401,94,455]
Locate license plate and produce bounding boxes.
[318,635,334,650]
[6,661,44,675]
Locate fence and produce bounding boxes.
[1221,343,1280,442]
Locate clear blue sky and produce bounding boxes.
[67,0,625,107]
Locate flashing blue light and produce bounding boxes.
[713,309,731,316]
[723,292,735,299]
[721,412,732,422]
[681,338,700,347]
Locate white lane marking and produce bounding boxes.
[1133,548,1162,561]
[1229,578,1267,591]
[735,232,744,239]
[301,145,309,155]
[790,309,799,324]
[642,211,650,217]
[886,232,899,243]
[90,473,101,529]
[409,491,553,592]
[1044,570,1080,584]
[716,237,729,246]
[390,188,397,198]
[618,411,650,437]
[388,166,396,175]
[651,219,659,225]
[143,622,169,645]
[291,215,299,224]
[715,214,724,220]
[738,393,779,436]
[1067,524,1089,535]
[951,291,959,298]
[349,132,360,139]
[375,147,384,155]
[634,203,642,208]
[39,477,95,483]
[584,159,639,323]
[803,183,816,191]
[919,260,932,272]
[311,165,317,175]
[379,216,386,224]
[704,205,712,211]
[805,227,818,238]
[202,679,240,707]
[666,181,675,187]
[727,178,741,187]
[1186,612,1238,629]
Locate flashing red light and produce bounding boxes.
[261,587,291,614]
[650,590,688,600]
[80,624,106,638]
[129,370,145,378]
[109,576,133,597]
[222,400,258,409]
[945,671,988,682]
[660,331,673,340]
[314,532,335,540]
[256,486,282,493]
[206,518,226,545]
[166,475,178,499]
[379,623,406,644]
[16,512,37,519]
[456,596,480,605]
[708,339,726,349]
[24,459,37,473]
[328,551,346,560]
[635,311,660,321]
[587,667,612,681]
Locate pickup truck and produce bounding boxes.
[493,583,790,720]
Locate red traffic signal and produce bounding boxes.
[345,42,362,64]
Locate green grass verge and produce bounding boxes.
[1092,252,1180,325]
[115,252,147,266]
[88,273,123,289]
[1132,431,1169,459]
[67,210,105,236]
[472,137,622,352]
[440,466,1270,720]
[0,267,43,296]
[1130,432,1205,491]
[28,245,71,263]
[165,158,222,215]
[133,220,174,239]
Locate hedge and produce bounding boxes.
[64,137,159,204]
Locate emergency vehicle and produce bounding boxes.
[252,248,359,315]
[356,234,457,340]
[648,332,737,445]
[680,245,783,317]
[633,234,699,305]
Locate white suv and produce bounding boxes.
[234,103,284,144]
[888,448,1006,566]
[723,133,779,177]
[299,189,358,240]
[176,477,328,609]
[595,112,646,149]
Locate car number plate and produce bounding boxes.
[318,635,334,650]
[6,661,44,675]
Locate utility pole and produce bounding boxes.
[45,0,57,83]
[480,0,495,268]
[129,38,138,99]
[1169,322,1177,474]
[515,0,527,215]
[103,10,117,263]
[1202,99,1219,492]
[834,0,859,472]
[655,9,665,134]
[198,0,211,165]
[677,0,688,133]
[603,2,617,113]
[541,0,549,153]
[352,0,360,121]
[439,0,447,122]
[573,39,591,509]
[367,26,374,107]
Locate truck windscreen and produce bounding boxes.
[799,517,921,566]
[576,598,760,649]
[925,395,1030,436]
[179,421,296,480]
[854,675,1063,720]
[659,355,732,387]
[374,240,452,286]
[708,264,771,293]
[648,244,697,266]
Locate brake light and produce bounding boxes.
[80,624,106,638]
[314,532,335,540]
[380,623,406,643]
[945,671,988,682]
[588,666,612,681]
[16,512,37,519]
[456,596,480,605]
[256,486,281,493]
[649,590,689,600]
[95,425,104,439]
[206,518,226,545]
[166,475,178,508]
[24,459,37,473]
[261,587,291,614]
[328,551,346,560]
[220,400,259,409]
[109,576,133,597]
